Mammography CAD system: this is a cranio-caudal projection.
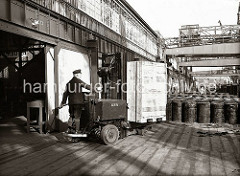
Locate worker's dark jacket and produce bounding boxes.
[62,77,91,105]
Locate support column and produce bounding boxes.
[87,39,98,97]
[54,44,60,131]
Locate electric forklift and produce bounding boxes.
[62,53,130,145]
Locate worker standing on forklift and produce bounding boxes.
[60,69,91,134]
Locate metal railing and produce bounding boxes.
[165,25,240,48]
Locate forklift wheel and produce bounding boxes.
[101,124,119,145]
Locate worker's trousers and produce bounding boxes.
[68,104,83,131]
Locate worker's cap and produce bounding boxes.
[73,69,82,74]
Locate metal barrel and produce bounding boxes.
[166,98,173,121]
[224,101,238,124]
[211,101,224,124]
[238,101,240,124]
[233,97,240,124]
[197,100,211,123]
[172,99,183,122]
[184,99,197,123]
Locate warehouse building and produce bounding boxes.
[0,0,165,131]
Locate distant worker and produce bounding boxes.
[218,20,222,26]
[61,69,91,134]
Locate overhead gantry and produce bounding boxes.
[164,25,240,68]
[165,42,240,58]
[178,58,240,67]
[164,24,240,85]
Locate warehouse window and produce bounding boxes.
[75,11,81,23]
[3,67,9,79]
[51,0,59,12]
[59,1,66,16]
[95,0,101,21]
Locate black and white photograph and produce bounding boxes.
[0,0,240,175]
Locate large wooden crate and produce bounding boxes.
[127,61,167,123]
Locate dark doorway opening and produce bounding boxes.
[0,31,46,120]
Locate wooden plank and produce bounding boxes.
[176,125,192,150]
[121,146,158,175]
[226,135,240,157]
[86,123,170,176]
[173,150,196,175]
[230,135,240,155]
[221,136,234,153]
[1,120,240,176]
[199,131,211,152]
[0,123,58,144]
[70,136,142,175]
[139,147,171,176]
[49,124,171,175]
[189,127,200,151]
[157,148,181,175]
[29,142,100,176]
[82,138,155,176]
[193,151,210,175]
[228,134,240,166]
[83,136,147,176]
[26,142,98,176]
[155,123,176,148]
[0,133,57,159]
[100,124,170,175]
[221,152,240,175]
[0,141,90,175]
[0,141,57,165]
[164,123,185,148]
[173,126,196,175]
[210,130,224,153]
[148,123,174,145]
[102,145,148,175]
[0,130,40,149]
[209,151,226,176]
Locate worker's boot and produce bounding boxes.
[66,127,72,134]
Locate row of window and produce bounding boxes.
[31,0,158,56]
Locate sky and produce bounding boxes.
[126,0,239,38]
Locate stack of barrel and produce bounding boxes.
[167,94,240,124]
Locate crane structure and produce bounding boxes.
[165,24,240,48]
[238,2,240,25]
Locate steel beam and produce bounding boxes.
[166,42,240,57]
[190,69,239,75]
[0,48,45,52]
[0,20,58,45]
[193,74,240,77]
[179,58,240,67]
